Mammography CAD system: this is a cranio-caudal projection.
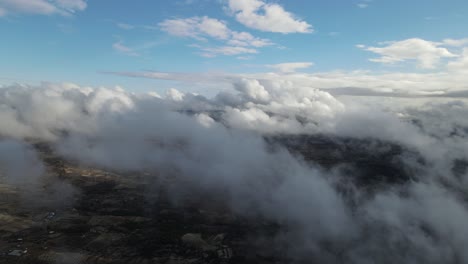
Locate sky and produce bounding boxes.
[1,0,468,94]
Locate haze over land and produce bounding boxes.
[1,1,468,263]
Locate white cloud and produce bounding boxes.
[267,62,314,73]
[159,16,230,40]
[227,0,312,34]
[233,78,271,103]
[359,38,457,69]
[159,16,273,57]
[0,0,87,16]
[443,38,468,47]
[448,48,468,72]
[2,80,468,263]
[228,31,273,47]
[166,88,185,101]
[197,16,231,40]
[112,66,468,98]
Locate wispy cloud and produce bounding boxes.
[159,16,273,57]
[111,39,165,57]
[116,23,135,30]
[0,0,87,17]
[267,62,314,73]
[200,46,258,57]
[112,41,139,57]
[356,0,372,9]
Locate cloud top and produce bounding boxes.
[227,0,313,33]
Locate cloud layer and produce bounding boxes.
[0,79,468,262]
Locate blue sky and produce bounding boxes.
[1,0,468,93]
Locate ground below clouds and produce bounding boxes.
[0,135,413,264]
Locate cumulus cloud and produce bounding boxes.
[0,0,87,16]
[214,78,346,134]
[227,0,312,33]
[1,80,468,262]
[159,16,273,57]
[358,38,457,69]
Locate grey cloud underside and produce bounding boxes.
[0,80,468,263]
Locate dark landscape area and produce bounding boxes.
[1,135,419,264]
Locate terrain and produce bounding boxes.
[0,135,413,264]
